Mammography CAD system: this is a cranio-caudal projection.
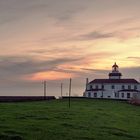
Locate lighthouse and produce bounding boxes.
[108,62,122,79]
[84,63,140,100]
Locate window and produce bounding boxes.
[134,85,137,90]
[122,85,125,90]
[112,85,115,89]
[95,85,98,89]
[115,92,119,98]
[127,93,130,98]
[88,92,91,97]
[94,93,97,98]
[102,85,104,89]
[90,85,93,90]
[128,85,131,90]
[121,93,124,98]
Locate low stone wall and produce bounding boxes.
[0,96,56,102]
[61,96,85,99]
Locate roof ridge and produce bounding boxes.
[89,79,139,84]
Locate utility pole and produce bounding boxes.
[61,83,63,98]
[69,78,72,108]
[43,81,47,100]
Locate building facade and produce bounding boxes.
[84,63,140,100]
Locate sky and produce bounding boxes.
[0,0,140,97]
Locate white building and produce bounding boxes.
[84,63,140,100]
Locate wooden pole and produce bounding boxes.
[44,81,46,100]
[61,83,63,98]
[69,79,71,108]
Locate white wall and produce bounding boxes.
[85,83,140,100]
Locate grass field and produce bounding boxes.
[0,99,140,140]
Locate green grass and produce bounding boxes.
[0,99,140,140]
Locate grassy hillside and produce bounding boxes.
[0,99,140,140]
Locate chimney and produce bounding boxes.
[86,78,89,90]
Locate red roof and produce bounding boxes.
[89,79,139,84]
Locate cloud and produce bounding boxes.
[75,27,139,41]
[123,27,140,32]
[127,57,140,63]
[80,68,109,73]
[81,66,140,82]
[77,31,115,40]
[100,17,138,31]
[0,0,85,26]
[121,67,140,80]
[25,71,76,81]
[0,0,140,96]
[0,55,83,83]
[0,50,116,85]
[127,57,140,60]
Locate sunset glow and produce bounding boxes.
[0,0,140,96]
[26,71,76,81]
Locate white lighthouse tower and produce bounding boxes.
[109,62,122,79]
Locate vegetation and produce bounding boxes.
[0,99,140,140]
